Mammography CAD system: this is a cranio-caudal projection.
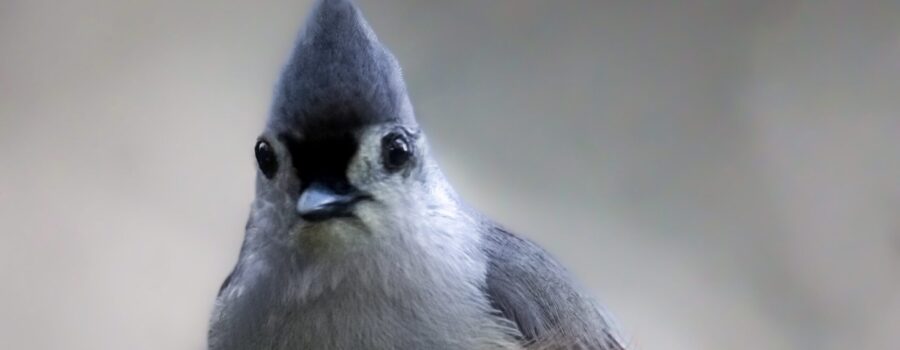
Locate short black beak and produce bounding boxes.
[296,183,365,222]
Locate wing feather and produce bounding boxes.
[483,226,626,350]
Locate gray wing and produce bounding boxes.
[483,226,625,350]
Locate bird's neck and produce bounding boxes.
[286,198,486,304]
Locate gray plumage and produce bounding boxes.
[208,0,625,349]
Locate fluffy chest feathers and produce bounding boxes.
[209,222,520,350]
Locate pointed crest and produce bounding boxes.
[268,0,415,136]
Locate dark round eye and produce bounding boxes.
[255,140,278,179]
[381,132,412,172]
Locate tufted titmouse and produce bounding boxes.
[208,1,625,349]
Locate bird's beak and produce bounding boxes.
[296,183,366,222]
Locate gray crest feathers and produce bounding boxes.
[269,0,416,136]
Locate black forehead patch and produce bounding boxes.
[279,99,373,139]
[280,130,359,193]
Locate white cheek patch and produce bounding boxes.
[345,125,425,227]
[346,126,387,187]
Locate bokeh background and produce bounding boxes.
[2,0,899,349]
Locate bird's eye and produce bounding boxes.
[255,140,278,179]
[381,132,412,172]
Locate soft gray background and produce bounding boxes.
[1,0,898,349]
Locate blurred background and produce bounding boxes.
[1,0,899,349]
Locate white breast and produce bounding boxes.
[210,218,521,350]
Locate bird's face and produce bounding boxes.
[243,0,446,255]
[249,120,432,253]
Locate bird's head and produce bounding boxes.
[247,0,452,253]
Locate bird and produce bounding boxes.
[208,0,625,349]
